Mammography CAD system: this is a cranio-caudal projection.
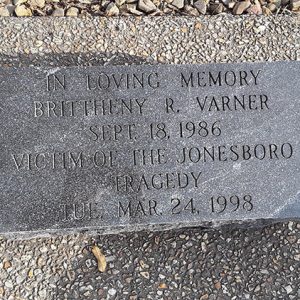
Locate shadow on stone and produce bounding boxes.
[0,52,158,67]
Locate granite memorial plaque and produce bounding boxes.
[0,61,299,236]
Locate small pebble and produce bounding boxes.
[5,280,13,289]
[232,0,250,14]
[66,6,79,16]
[105,2,119,16]
[194,0,207,14]
[108,288,117,296]
[13,0,26,5]
[172,0,184,9]
[28,0,45,8]
[52,7,64,16]
[137,0,156,12]
[285,285,293,294]
[15,4,32,16]
[0,6,11,16]
[290,0,300,10]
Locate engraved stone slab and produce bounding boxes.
[0,61,299,235]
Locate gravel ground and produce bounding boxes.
[0,222,300,299]
[0,15,299,299]
[0,16,298,63]
[0,0,299,17]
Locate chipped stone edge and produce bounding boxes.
[1,215,300,240]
